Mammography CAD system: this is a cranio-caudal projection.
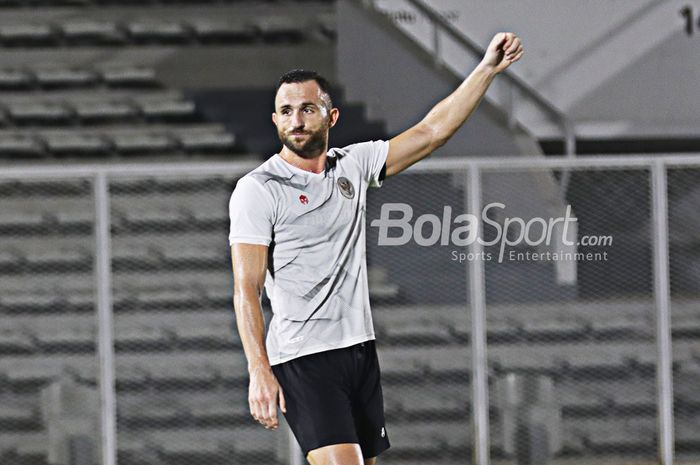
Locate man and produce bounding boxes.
[229,32,523,465]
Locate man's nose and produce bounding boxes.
[291,110,304,128]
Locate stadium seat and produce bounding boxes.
[204,286,232,306]
[490,346,558,373]
[373,308,452,343]
[34,68,99,88]
[485,317,521,343]
[111,132,176,154]
[257,16,305,42]
[133,287,202,309]
[115,360,150,388]
[178,131,235,153]
[189,397,246,424]
[52,209,94,231]
[190,18,257,43]
[0,250,21,272]
[120,205,186,228]
[4,358,67,387]
[387,382,469,417]
[0,211,44,230]
[377,347,430,378]
[589,314,652,339]
[119,395,184,425]
[0,69,33,89]
[558,383,607,413]
[675,364,700,408]
[61,20,127,45]
[114,324,172,351]
[610,383,655,411]
[0,23,56,46]
[116,436,150,465]
[43,133,111,156]
[139,99,196,122]
[209,354,247,383]
[125,20,190,44]
[230,426,278,458]
[422,346,470,375]
[73,101,138,124]
[672,314,700,337]
[24,246,91,270]
[102,67,159,88]
[112,243,161,269]
[172,323,238,349]
[560,345,634,374]
[0,327,34,354]
[147,357,217,386]
[676,417,700,450]
[521,317,587,341]
[6,101,73,126]
[583,420,654,451]
[0,404,37,428]
[147,429,224,458]
[0,293,58,313]
[0,134,45,157]
[389,421,467,454]
[34,321,95,352]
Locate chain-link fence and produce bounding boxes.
[367,169,471,465]
[668,167,700,465]
[108,172,281,465]
[481,166,657,465]
[0,156,698,465]
[0,176,99,465]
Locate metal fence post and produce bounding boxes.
[651,160,674,465]
[468,166,490,465]
[94,172,117,465]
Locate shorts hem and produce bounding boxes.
[362,440,390,459]
[302,438,360,457]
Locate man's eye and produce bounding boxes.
[303,107,314,113]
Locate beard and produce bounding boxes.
[278,123,329,159]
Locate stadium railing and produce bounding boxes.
[1,154,699,465]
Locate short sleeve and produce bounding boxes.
[228,176,274,246]
[344,140,390,188]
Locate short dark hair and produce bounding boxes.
[276,69,333,108]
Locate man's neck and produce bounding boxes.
[278,147,327,174]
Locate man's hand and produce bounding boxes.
[248,365,287,430]
[479,32,523,74]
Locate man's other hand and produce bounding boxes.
[248,365,287,430]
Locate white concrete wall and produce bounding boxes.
[375,0,700,137]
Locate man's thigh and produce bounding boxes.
[307,443,373,465]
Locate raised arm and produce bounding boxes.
[231,242,286,430]
[385,32,523,177]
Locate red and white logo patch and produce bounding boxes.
[299,194,309,205]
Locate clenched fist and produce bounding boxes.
[480,32,523,73]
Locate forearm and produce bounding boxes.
[421,63,497,145]
[234,288,271,373]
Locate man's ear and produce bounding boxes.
[329,107,340,128]
[271,112,277,126]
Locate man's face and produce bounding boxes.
[272,80,337,158]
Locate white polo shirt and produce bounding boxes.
[229,140,389,365]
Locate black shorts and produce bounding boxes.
[272,340,391,459]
